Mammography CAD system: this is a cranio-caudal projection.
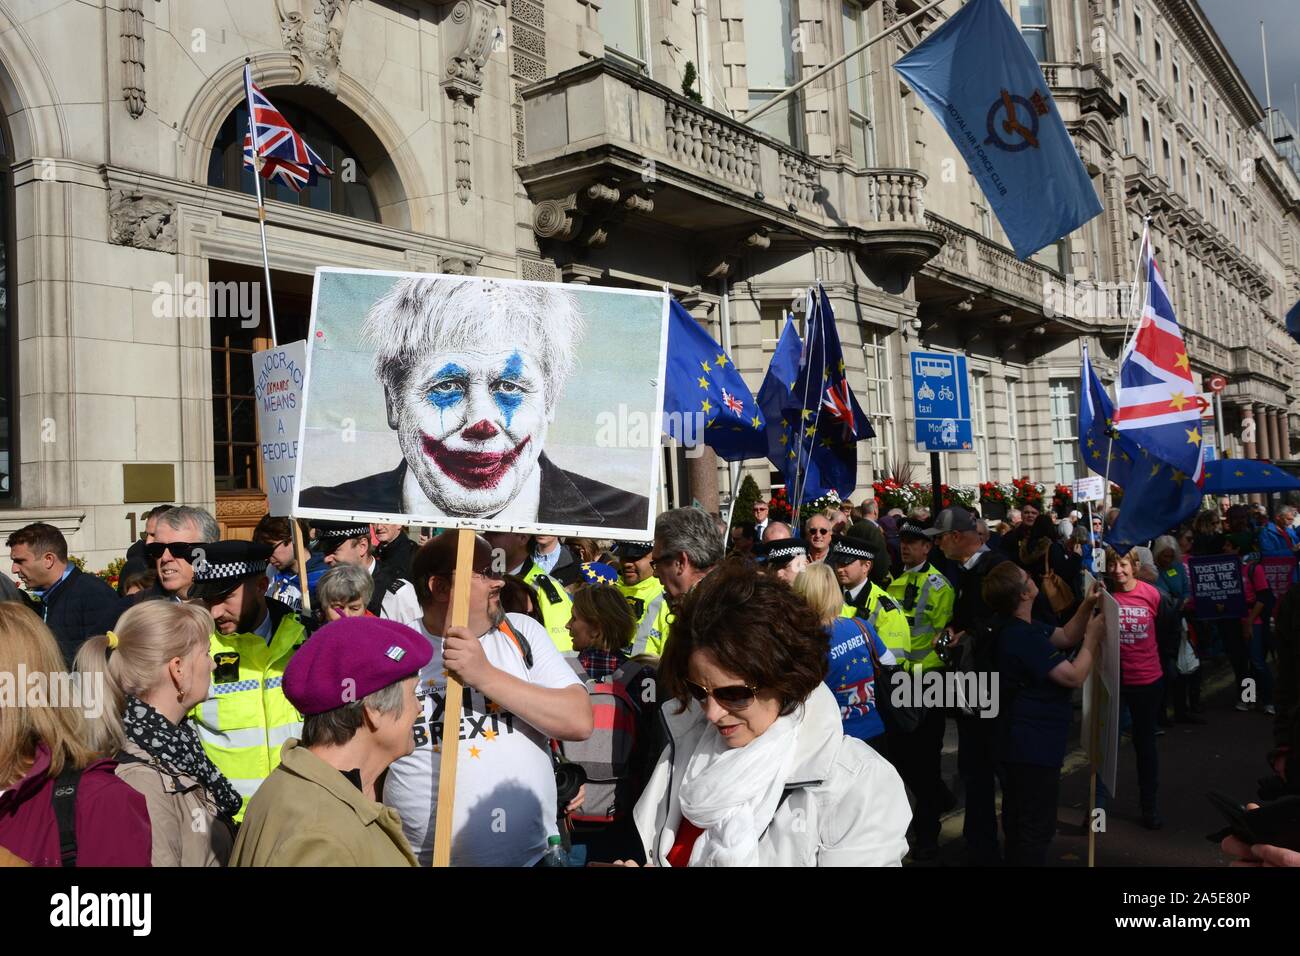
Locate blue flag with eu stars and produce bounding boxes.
[1286,298,1300,346]
[1078,344,1135,488]
[778,286,873,503]
[893,0,1102,260]
[757,313,803,466]
[661,298,766,462]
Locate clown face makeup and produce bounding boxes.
[390,347,549,516]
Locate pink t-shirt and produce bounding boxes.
[1113,581,1163,687]
[1243,563,1269,625]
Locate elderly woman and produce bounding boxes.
[76,601,239,866]
[0,604,151,866]
[791,563,895,754]
[316,563,375,623]
[230,617,431,866]
[625,560,911,866]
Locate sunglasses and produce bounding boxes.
[649,554,675,571]
[144,541,202,563]
[685,679,757,711]
[808,528,831,536]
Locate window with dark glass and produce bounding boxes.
[745,0,803,149]
[208,98,379,222]
[1018,0,1049,63]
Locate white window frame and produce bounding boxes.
[1050,378,1081,485]
[1134,9,1145,63]
[601,0,652,73]
[861,330,895,479]
[745,0,803,150]
[972,373,990,483]
[1017,0,1049,63]
[841,0,877,169]
[1141,114,1154,168]
[1006,379,1022,479]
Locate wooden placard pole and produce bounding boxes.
[1087,664,1102,868]
[290,519,313,616]
[432,528,477,867]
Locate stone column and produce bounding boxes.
[1255,405,1271,460]
[1240,404,1257,459]
[1267,410,1284,463]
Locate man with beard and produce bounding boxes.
[484,531,573,652]
[613,540,672,658]
[187,540,309,819]
[382,532,592,865]
[313,521,421,625]
[298,276,648,531]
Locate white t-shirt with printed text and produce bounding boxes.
[382,612,581,866]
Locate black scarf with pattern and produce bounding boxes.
[122,695,243,819]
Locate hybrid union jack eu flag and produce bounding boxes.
[242,64,334,193]
[1105,237,1206,549]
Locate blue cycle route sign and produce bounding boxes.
[910,351,973,453]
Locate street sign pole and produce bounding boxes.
[931,452,942,516]
[1215,391,1225,457]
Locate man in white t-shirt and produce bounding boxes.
[382,532,593,866]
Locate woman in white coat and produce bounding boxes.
[626,560,911,866]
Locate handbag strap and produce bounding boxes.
[849,616,884,676]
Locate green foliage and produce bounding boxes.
[732,474,763,525]
[682,61,704,104]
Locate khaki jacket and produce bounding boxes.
[230,740,417,867]
[115,738,234,867]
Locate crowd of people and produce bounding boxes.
[0,491,1296,868]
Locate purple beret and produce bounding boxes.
[283,617,432,716]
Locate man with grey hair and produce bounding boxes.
[652,507,724,606]
[299,275,648,530]
[139,505,220,602]
[762,520,793,542]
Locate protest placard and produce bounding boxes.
[1187,553,1246,620]
[253,341,307,517]
[294,269,669,540]
[1258,556,1297,598]
[1084,588,1121,799]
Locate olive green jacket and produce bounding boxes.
[230,740,417,867]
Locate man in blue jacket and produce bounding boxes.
[1259,507,1299,559]
[8,522,122,667]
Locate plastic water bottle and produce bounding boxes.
[540,835,569,867]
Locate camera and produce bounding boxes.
[934,630,958,668]
[554,759,587,810]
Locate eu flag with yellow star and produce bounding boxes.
[778,286,873,503]
[1105,239,1206,549]
[662,298,766,461]
[758,313,803,466]
[1078,344,1135,487]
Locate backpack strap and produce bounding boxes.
[850,616,883,676]
[51,764,82,868]
[498,616,535,669]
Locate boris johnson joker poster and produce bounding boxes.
[294,268,669,539]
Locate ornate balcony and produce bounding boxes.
[517,58,943,285]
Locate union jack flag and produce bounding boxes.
[242,64,333,193]
[721,389,745,416]
[1113,235,1204,484]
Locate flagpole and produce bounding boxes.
[1103,215,1151,520]
[792,285,824,513]
[244,58,279,348]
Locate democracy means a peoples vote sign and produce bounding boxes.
[293,268,670,539]
[1187,554,1247,621]
[254,340,307,517]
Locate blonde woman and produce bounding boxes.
[76,601,238,866]
[791,563,896,753]
[0,604,151,866]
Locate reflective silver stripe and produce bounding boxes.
[193,723,268,751]
[267,722,301,750]
[228,778,264,799]
[912,573,933,627]
[198,697,221,736]
[631,592,667,656]
[902,647,935,662]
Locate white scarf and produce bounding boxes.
[676,705,804,867]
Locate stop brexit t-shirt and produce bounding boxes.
[382,613,581,866]
[1112,581,1163,687]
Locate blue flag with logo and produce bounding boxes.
[758,314,803,466]
[662,298,766,461]
[778,287,873,503]
[893,0,1102,260]
[1078,345,1135,488]
[1286,299,1300,346]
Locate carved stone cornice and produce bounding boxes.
[121,0,146,118]
[276,0,352,94]
[696,228,772,281]
[532,178,656,252]
[109,190,177,252]
[437,0,499,204]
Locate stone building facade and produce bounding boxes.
[0,0,1295,568]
